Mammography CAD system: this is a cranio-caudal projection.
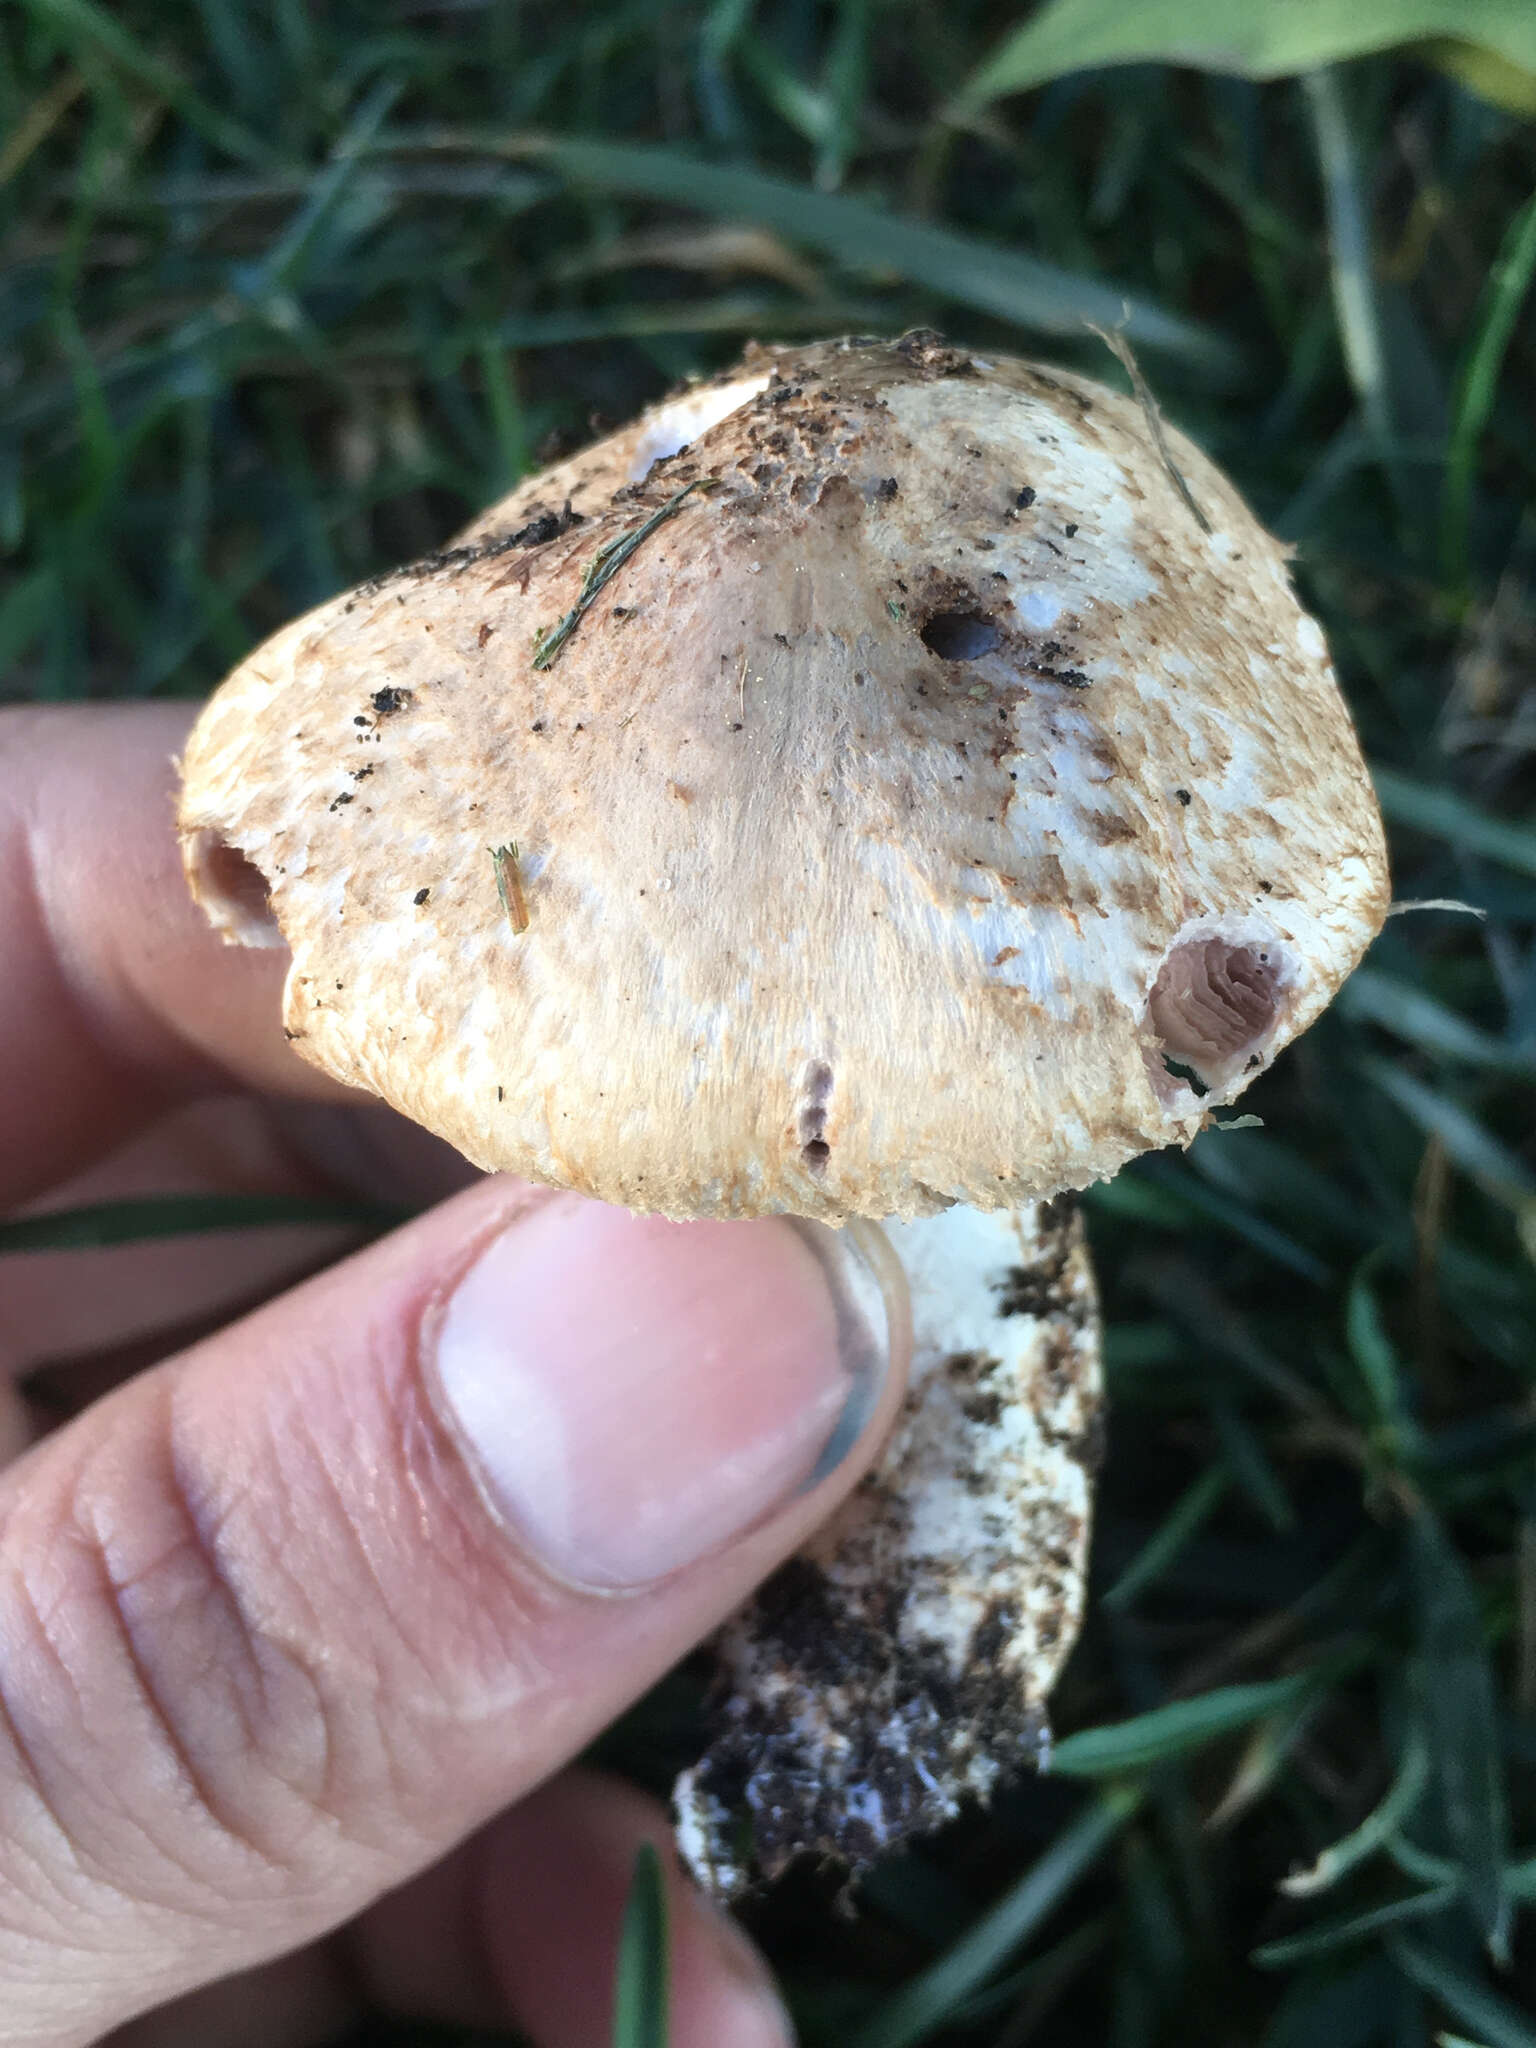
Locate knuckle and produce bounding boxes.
[0,1317,552,1946]
[0,1384,345,1914]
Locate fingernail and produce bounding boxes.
[430,1200,901,1589]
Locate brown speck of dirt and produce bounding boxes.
[509,503,583,548]
[477,622,494,648]
[894,328,979,379]
[995,1195,1090,1326]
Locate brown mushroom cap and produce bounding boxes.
[179,334,1389,1221]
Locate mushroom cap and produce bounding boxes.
[179,334,1388,1222]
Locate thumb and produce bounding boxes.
[0,1179,907,2047]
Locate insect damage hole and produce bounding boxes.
[1147,937,1286,1098]
[185,830,284,949]
[796,1059,835,1173]
[920,612,1002,661]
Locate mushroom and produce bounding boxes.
[178,333,1389,1895]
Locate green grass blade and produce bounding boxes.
[0,566,56,686]
[1346,1254,1423,1458]
[1423,35,1536,113]
[611,1843,669,2048]
[475,335,531,492]
[952,0,1536,112]
[241,74,405,298]
[1131,1156,1331,1281]
[1282,1733,1431,1898]
[520,138,1236,370]
[735,34,835,150]
[815,0,869,190]
[848,1790,1139,2048]
[1102,1463,1232,1611]
[1303,69,1395,490]
[1263,1955,1402,2048]
[1051,1675,1316,1778]
[1408,1514,1512,1962]
[1389,1934,1536,2048]
[1254,1884,1461,1968]
[22,0,276,167]
[1361,1059,1536,1214]
[1208,1394,1296,1532]
[1371,765,1536,879]
[1338,970,1531,1077]
[1441,183,1536,593]
[0,1194,406,1254]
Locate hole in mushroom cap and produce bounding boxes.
[797,1058,834,1173]
[186,830,285,949]
[626,373,774,481]
[1147,937,1287,1099]
[920,612,1002,661]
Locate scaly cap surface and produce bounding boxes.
[180,335,1388,1220]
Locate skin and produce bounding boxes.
[0,705,898,2048]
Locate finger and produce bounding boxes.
[103,1949,356,2048]
[5,1097,475,1384]
[0,1381,29,1466]
[351,1769,792,2048]
[0,704,351,1210]
[4,1099,366,1384]
[0,1176,906,2046]
[106,1770,790,2048]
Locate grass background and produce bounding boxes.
[2,2,1535,2042]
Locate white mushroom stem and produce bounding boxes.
[673,1197,1101,1898]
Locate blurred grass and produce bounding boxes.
[2,1,1534,2042]
[613,1845,670,2048]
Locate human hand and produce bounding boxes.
[0,705,908,2048]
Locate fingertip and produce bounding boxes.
[478,1771,794,2048]
[0,703,354,1204]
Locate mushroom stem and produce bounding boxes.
[673,1197,1102,1897]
